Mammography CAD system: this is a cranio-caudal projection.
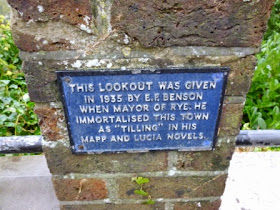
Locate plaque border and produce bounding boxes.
[56,67,229,154]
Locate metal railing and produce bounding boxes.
[236,130,280,146]
[0,130,280,154]
[0,135,43,154]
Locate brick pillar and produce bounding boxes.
[8,0,274,209]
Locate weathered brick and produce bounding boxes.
[21,61,60,102]
[44,143,168,174]
[13,31,72,52]
[34,104,65,141]
[117,174,227,199]
[174,199,221,210]
[218,102,245,137]
[61,203,164,210]
[52,178,107,201]
[8,0,93,27]
[175,138,235,171]
[21,55,255,102]
[111,0,274,47]
[224,56,256,96]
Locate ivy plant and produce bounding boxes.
[0,15,40,136]
[132,176,155,205]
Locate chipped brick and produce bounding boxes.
[53,178,107,201]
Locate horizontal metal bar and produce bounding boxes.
[236,130,280,146]
[0,135,43,154]
[0,130,280,154]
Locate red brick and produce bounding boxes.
[176,139,235,171]
[174,199,221,210]
[44,143,168,174]
[53,178,108,201]
[61,203,164,210]
[8,0,93,27]
[117,175,227,199]
[13,31,72,52]
[34,105,64,141]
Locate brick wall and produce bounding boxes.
[8,0,274,209]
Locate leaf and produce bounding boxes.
[0,80,10,85]
[143,199,156,205]
[13,57,19,64]
[0,127,10,136]
[0,114,8,125]
[241,123,251,130]
[26,101,35,108]
[34,128,41,135]
[4,122,15,127]
[3,107,16,113]
[0,97,12,105]
[26,119,38,125]
[9,84,18,89]
[257,118,267,129]
[135,177,150,185]
[134,189,148,196]
[16,107,25,114]
[15,125,22,134]
[272,106,280,116]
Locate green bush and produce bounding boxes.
[242,0,280,130]
[0,15,40,136]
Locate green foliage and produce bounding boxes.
[254,147,280,152]
[133,176,150,185]
[134,189,149,196]
[131,176,155,205]
[264,0,280,40]
[0,16,40,136]
[242,1,280,130]
[143,198,156,205]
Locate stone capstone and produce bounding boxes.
[111,0,274,47]
[8,0,93,27]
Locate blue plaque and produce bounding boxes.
[57,68,228,154]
